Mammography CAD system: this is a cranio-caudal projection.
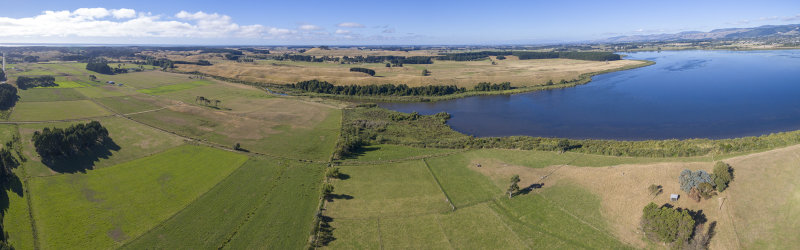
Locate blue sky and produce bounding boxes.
[1,0,798,45]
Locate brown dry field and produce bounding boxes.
[172,56,647,88]
[470,144,800,249]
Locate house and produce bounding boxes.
[670,194,679,202]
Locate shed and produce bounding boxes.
[670,194,679,202]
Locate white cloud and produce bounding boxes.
[335,29,351,34]
[111,8,136,19]
[337,22,364,28]
[0,8,293,39]
[299,24,321,31]
[382,28,395,33]
[73,8,110,19]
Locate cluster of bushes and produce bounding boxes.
[679,162,733,201]
[32,121,110,157]
[349,67,375,76]
[135,57,175,69]
[86,59,114,74]
[200,48,243,55]
[288,80,466,96]
[0,84,18,110]
[474,82,512,91]
[173,60,212,66]
[640,203,695,245]
[16,76,56,89]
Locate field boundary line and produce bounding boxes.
[486,203,531,250]
[376,217,384,250]
[433,214,455,250]
[22,173,41,250]
[422,158,456,211]
[119,158,253,248]
[337,148,471,166]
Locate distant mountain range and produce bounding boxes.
[599,24,800,43]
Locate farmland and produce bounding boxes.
[0,49,796,250]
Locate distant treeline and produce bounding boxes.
[32,121,110,158]
[16,76,56,89]
[288,80,466,96]
[239,48,271,54]
[272,54,433,65]
[200,48,243,55]
[132,57,211,69]
[436,51,621,61]
[0,84,18,110]
[474,82,512,91]
[349,67,375,76]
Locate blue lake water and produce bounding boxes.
[379,50,800,140]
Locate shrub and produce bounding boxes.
[712,162,733,192]
[678,169,713,193]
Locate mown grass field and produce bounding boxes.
[10,100,112,121]
[29,145,248,249]
[102,71,200,89]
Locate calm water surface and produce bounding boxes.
[379,50,800,140]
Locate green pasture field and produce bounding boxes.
[94,95,163,114]
[137,80,213,95]
[18,116,186,177]
[123,158,286,249]
[103,71,199,89]
[424,154,500,207]
[36,81,89,88]
[156,82,273,106]
[223,162,324,249]
[326,160,451,219]
[28,145,248,249]
[9,100,111,121]
[17,88,87,102]
[74,85,136,98]
[128,106,340,161]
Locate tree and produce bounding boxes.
[89,75,97,81]
[326,167,340,179]
[712,161,733,192]
[507,174,520,198]
[557,139,571,153]
[322,183,334,195]
[86,59,113,74]
[385,63,391,67]
[679,169,713,193]
[233,143,242,151]
[0,84,19,110]
[213,100,221,107]
[421,69,430,76]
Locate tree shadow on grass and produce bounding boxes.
[519,183,544,195]
[326,193,354,202]
[40,138,121,173]
[342,146,379,160]
[0,174,22,242]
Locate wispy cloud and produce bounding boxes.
[299,24,322,31]
[335,29,351,34]
[728,14,800,25]
[337,22,365,28]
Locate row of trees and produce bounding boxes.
[195,96,221,107]
[272,54,434,65]
[288,80,467,96]
[349,67,375,76]
[0,84,18,110]
[438,51,512,61]
[514,51,621,61]
[16,76,56,89]
[32,121,110,158]
[474,82,512,91]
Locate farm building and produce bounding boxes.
[670,194,679,202]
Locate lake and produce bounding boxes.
[379,50,800,140]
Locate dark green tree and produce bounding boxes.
[712,161,733,192]
[507,174,520,198]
